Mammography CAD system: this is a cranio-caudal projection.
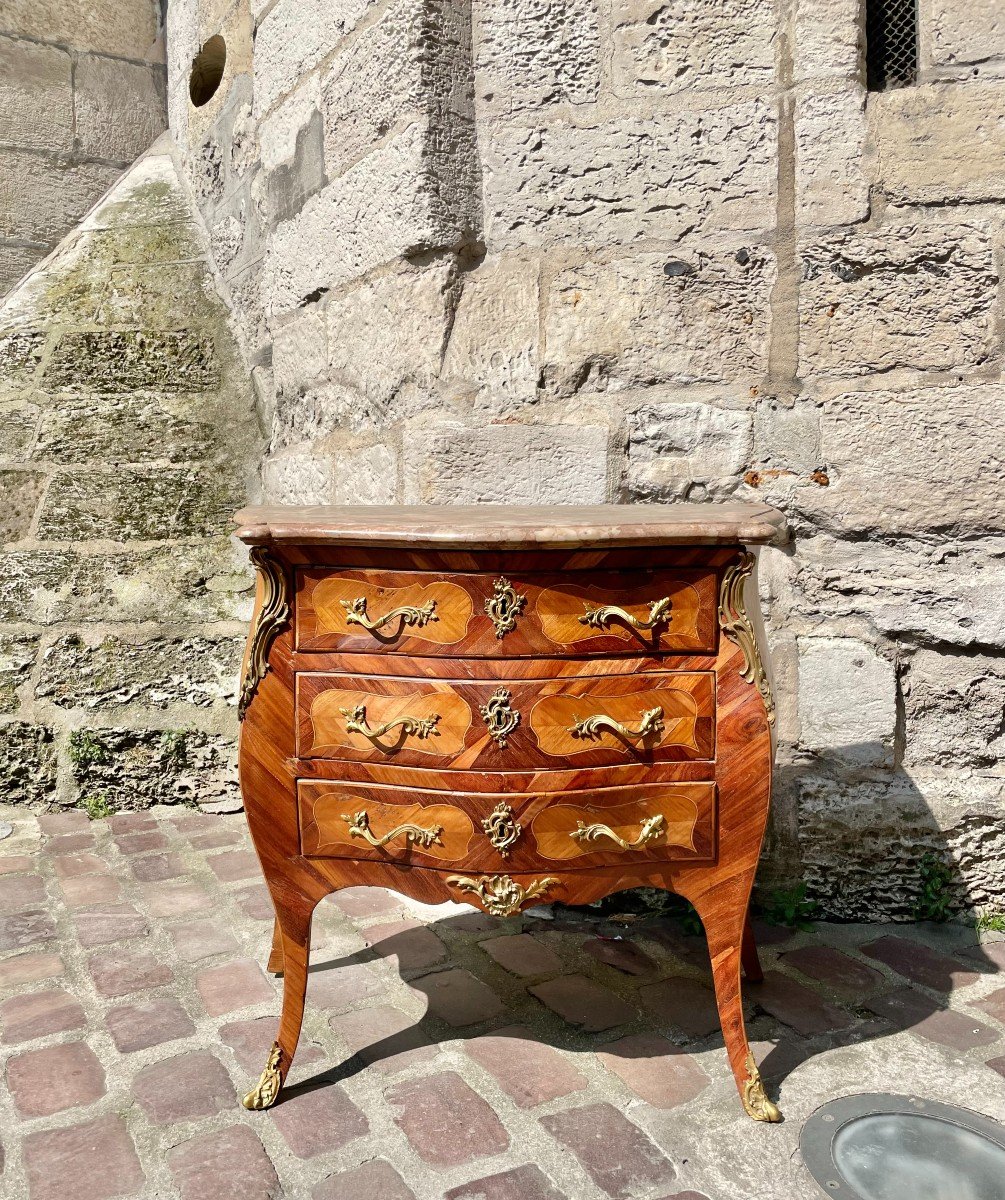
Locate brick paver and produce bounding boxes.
[1,987,86,1043]
[465,1025,588,1107]
[167,1124,280,1200]
[23,1114,144,1200]
[540,1101,678,1198]
[8,1041,106,1117]
[105,996,196,1052]
[2,806,1004,1200]
[386,1070,510,1167]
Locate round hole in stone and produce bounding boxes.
[189,35,227,107]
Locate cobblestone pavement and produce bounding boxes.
[1,805,1004,1200]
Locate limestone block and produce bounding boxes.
[904,649,1005,772]
[324,258,453,411]
[483,101,777,250]
[0,723,56,806]
[869,83,1005,205]
[797,636,896,766]
[441,255,539,412]
[262,449,336,504]
[0,468,46,544]
[0,399,40,458]
[43,331,217,393]
[254,0,378,115]
[74,55,166,164]
[0,543,252,626]
[36,467,242,542]
[0,632,38,714]
[1,0,162,60]
[807,385,1005,537]
[627,401,753,501]
[33,396,217,466]
[332,442,400,503]
[795,88,869,227]
[0,243,45,298]
[927,0,1005,68]
[69,728,238,809]
[752,397,821,472]
[265,108,326,225]
[0,331,45,384]
[272,305,328,401]
[611,0,775,98]
[95,264,213,329]
[322,0,431,176]
[264,125,465,315]
[798,777,1005,918]
[0,37,73,150]
[543,247,774,394]
[36,633,242,711]
[79,152,191,230]
[0,151,122,242]
[259,75,321,171]
[402,422,610,503]
[783,535,1005,651]
[793,0,862,82]
[798,224,996,378]
[474,0,599,114]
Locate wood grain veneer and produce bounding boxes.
[234,503,786,1125]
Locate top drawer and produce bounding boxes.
[295,567,719,657]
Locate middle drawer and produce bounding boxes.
[296,670,715,769]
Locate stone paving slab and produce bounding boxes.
[1,803,1004,1200]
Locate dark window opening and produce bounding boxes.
[189,35,227,107]
[866,0,918,91]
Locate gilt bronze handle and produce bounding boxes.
[569,706,665,742]
[570,813,666,851]
[341,596,438,632]
[343,810,443,849]
[340,704,440,742]
[579,596,672,632]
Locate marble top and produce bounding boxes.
[233,503,787,549]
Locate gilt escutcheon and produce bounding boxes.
[481,801,522,856]
[479,687,521,749]
[484,577,526,639]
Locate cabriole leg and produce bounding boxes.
[242,894,316,1111]
[692,889,781,1123]
[266,917,284,976]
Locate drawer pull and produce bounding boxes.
[341,596,438,632]
[569,706,665,742]
[570,813,666,852]
[343,809,444,850]
[579,596,672,632]
[340,704,440,742]
[447,873,557,917]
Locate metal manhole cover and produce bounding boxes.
[801,1093,1005,1200]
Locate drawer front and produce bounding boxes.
[296,567,718,657]
[298,780,716,869]
[296,671,715,769]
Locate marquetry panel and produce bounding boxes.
[295,566,718,657]
[296,671,715,768]
[299,791,474,861]
[297,779,715,869]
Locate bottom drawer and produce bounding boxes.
[298,780,716,871]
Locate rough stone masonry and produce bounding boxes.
[1,0,1004,921]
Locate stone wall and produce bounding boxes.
[154,1,1005,917]
[0,140,262,816]
[0,0,167,295]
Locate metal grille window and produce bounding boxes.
[866,0,919,90]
